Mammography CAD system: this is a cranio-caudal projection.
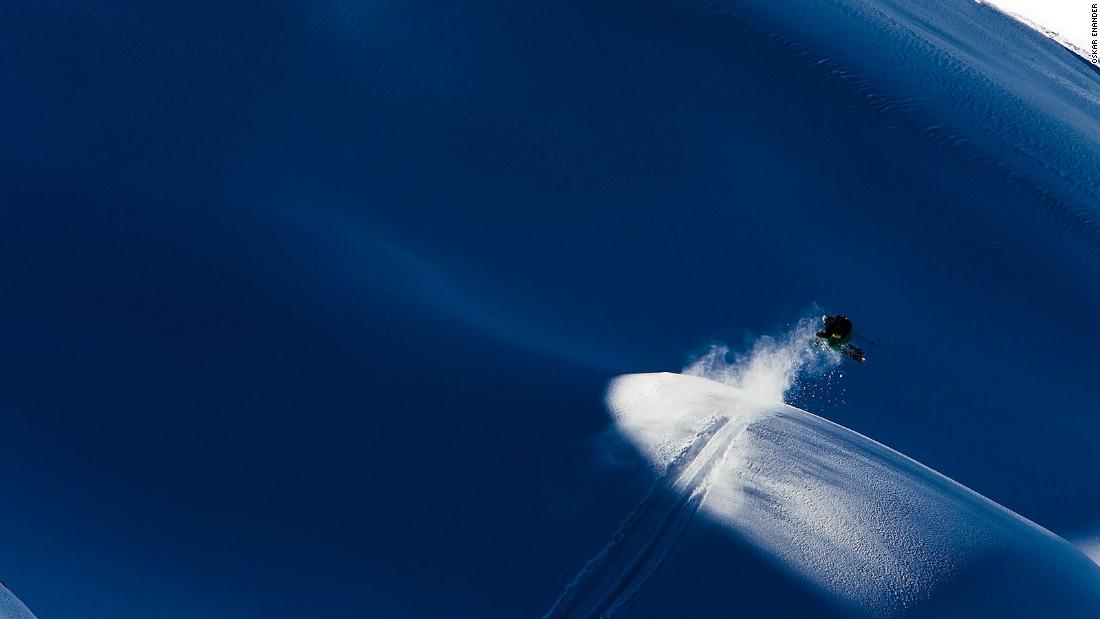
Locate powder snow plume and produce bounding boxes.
[683,316,840,404]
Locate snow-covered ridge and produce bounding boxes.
[0,584,36,619]
[548,372,1100,617]
[981,1,1098,65]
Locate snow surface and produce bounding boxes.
[1073,535,1100,566]
[0,585,36,619]
[5,0,1100,615]
[577,372,1100,616]
[982,0,1098,62]
[543,321,1100,616]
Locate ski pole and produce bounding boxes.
[853,332,876,346]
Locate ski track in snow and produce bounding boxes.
[582,372,1100,617]
[542,416,743,619]
[545,305,1100,617]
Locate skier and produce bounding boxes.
[816,315,865,362]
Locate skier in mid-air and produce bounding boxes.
[816,315,866,362]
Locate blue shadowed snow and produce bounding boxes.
[1,0,1099,616]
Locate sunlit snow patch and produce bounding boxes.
[547,325,1100,617]
[1073,535,1100,567]
[0,584,36,619]
[599,372,1100,616]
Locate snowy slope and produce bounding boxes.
[983,1,1098,63]
[551,372,1100,617]
[4,0,1100,615]
[1079,538,1100,566]
[0,585,36,619]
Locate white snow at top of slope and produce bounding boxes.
[0,585,36,619]
[981,0,1097,62]
[607,372,1100,615]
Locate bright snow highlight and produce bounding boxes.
[549,327,1100,617]
[682,317,840,404]
[591,372,1100,616]
[0,584,36,619]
